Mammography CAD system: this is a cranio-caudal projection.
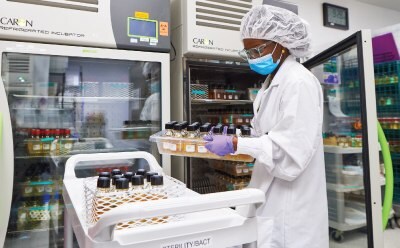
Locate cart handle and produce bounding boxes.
[64,152,163,180]
[88,188,265,241]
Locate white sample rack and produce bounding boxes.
[63,151,265,248]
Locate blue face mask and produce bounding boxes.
[150,81,160,93]
[248,43,283,75]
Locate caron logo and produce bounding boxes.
[193,38,214,46]
[0,17,33,27]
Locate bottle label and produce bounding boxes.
[185,145,195,153]
[237,118,243,123]
[45,185,53,193]
[228,95,233,100]
[64,143,73,149]
[36,186,45,193]
[170,144,177,151]
[236,168,243,174]
[25,187,33,194]
[43,144,50,150]
[197,145,207,153]
[243,168,249,173]
[217,93,221,98]
[163,142,171,150]
[234,95,239,100]
[33,144,41,151]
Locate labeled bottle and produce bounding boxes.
[171,124,184,152]
[184,123,200,153]
[131,175,145,191]
[145,172,158,187]
[240,127,251,137]
[227,126,236,136]
[197,123,211,154]
[112,174,123,191]
[23,177,33,197]
[115,178,130,193]
[124,172,134,187]
[150,175,164,189]
[213,124,223,135]
[162,121,178,151]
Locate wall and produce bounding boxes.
[286,0,400,55]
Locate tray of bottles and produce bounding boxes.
[149,128,254,162]
[84,169,186,230]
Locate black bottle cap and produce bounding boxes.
[165,121,178,130]
[124,172,134,180]
[213,125,223,134]
[173,124,183,131]
[200,124,211,132]
[187,122,200,131]
[136,169,147,176]
[151,175,164,186]
[97,177,110,188]
[178,121,188,129]
[132,175,144,186]
[112,174,123,185]
[240,125,249,131]
[111,169,122,176]
[146,172,158,182]
[98,172,111,178]
[123,120,130,126]
[116,178,129,190]
[227,126,236,135]
[241,128,251,136]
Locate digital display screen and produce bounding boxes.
[327,6,347,26]
[128,18,157,38]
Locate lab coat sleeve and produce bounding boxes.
[237,79,322,181]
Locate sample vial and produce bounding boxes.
[184,123,200,153]
[131,175,145,191]
[197,123,211,154]
[145,172,158,187]
[112,175,123,191]
[171,124,184,152]
[136,169,147,177]
[162,121,178,151]
[98,171,111,178]
[111,169,122,177]
[97,177,111,193]
[124,172,134,187]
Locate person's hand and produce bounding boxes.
[203,126,235,156]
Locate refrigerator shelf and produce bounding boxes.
[6,225,64,235]
[191,99,253,105]
[327,183,364,193]
[324,145,362,154]
[13,95,147,102]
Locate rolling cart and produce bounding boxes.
[62,152,265,248]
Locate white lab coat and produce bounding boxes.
[140,92,160,121]
[236,55,329,248]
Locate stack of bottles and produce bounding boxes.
[26,128,73,156]
[375,74,399,85]
[208,84,245,100]
[18,164,63,231]
[205,108,253,125]
[121,120,155,140]
[151,121,254,162]
[91,168,170,229]
[210,171,251,192]
[378,117,400,130]
[209,160,254,177]
[323,132,362,148]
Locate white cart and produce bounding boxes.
[63,152,264,248]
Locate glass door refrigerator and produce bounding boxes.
[182,58,264,192]
[304,30,384,247]
[0,40,170,247]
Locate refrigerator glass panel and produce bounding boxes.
[309,45,369,246]
[1,52,162,247]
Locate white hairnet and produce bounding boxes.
[240,5,311,58]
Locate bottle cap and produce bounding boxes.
[123,120,130,126]
[213,125,223,134]
[227,126,236,135]
[112,175,123,185]
[173,124,183,131]
[178,121,188,129]
[111,169,122,176]
[165,121,178,130]
[123,172,134,180]
[98,171,111,178]
[146,172,159,182]
[150,175,164,186]
[131,175,144,186]
[200,124,211,132]
[136,168,147,176]
[116,178,129,189]
[187,122,200,131]
[241,128,251,136]
[97,177,111,188]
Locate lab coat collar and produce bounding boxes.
[268,55,297,88]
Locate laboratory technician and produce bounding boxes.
[205,5,329,248]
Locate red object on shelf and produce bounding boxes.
[64,129,71,138]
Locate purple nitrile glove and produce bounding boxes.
[203,126,234,156]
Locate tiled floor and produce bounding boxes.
[329,228,400,248]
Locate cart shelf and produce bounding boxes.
[191,99,253,105]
